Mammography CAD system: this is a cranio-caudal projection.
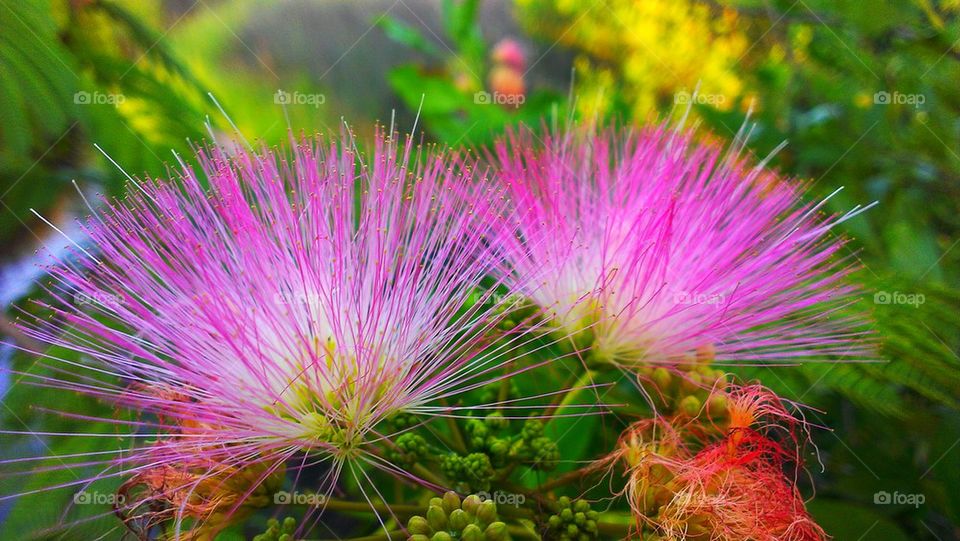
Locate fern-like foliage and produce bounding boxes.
[739,273,960,417]
[0,0,210,244]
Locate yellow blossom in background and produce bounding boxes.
[517,0,751,119]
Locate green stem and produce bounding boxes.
[440,398,468,453]
[311,529,405,541]
[412,463,447,488]
[497,372,512,409]
[536,465,597,492]
[507,523,541,540]
[494,502,537,521]
[501,480,551,508]
[368,442,446,487]
[323,498,422,515]
[597,520,634,537]
[541,369,598,421]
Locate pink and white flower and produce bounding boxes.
[490,124,874,367]
[5,130,544,535]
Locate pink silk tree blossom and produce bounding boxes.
[4,130,556,537]
[489,123,875,368]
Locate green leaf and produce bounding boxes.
[807,499,911,541]
[378,16,440,57]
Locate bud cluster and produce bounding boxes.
[544,497,600,541]
[407,492,510,541]
[636,345,729,423]
[441,453,496,493]
[464,417,559,471]
[253,517,297,541]
[391,433,431,467]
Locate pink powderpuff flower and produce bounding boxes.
[3,130,549,536]
[490,123,875,368]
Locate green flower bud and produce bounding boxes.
[449,509,470,531]
[442,491,461,514]
[431,532,453,541]
[484,521,509,541]
[707,393,729,417]
[408,515,432,535]
[485,413,508,430]
[462,494,482,515]
[489,439,509,457]
[476,500,498,525]
[651,367,672,391]
[462,524,484,541]
[679,395,702,417]
[427,505,448,531]
[560,508,573,521]
[409,536,430,541]
[680,371,703,393]
[522,420,544,438]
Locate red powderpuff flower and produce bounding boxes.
[614,385,826,540]
[490,123,875,368]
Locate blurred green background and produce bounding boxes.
[1,0,959,539]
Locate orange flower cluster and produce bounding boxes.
[612,385,826,541]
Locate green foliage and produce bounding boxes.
[2,1,960,540]
[382,0,563,146]
[0,0,209,244]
